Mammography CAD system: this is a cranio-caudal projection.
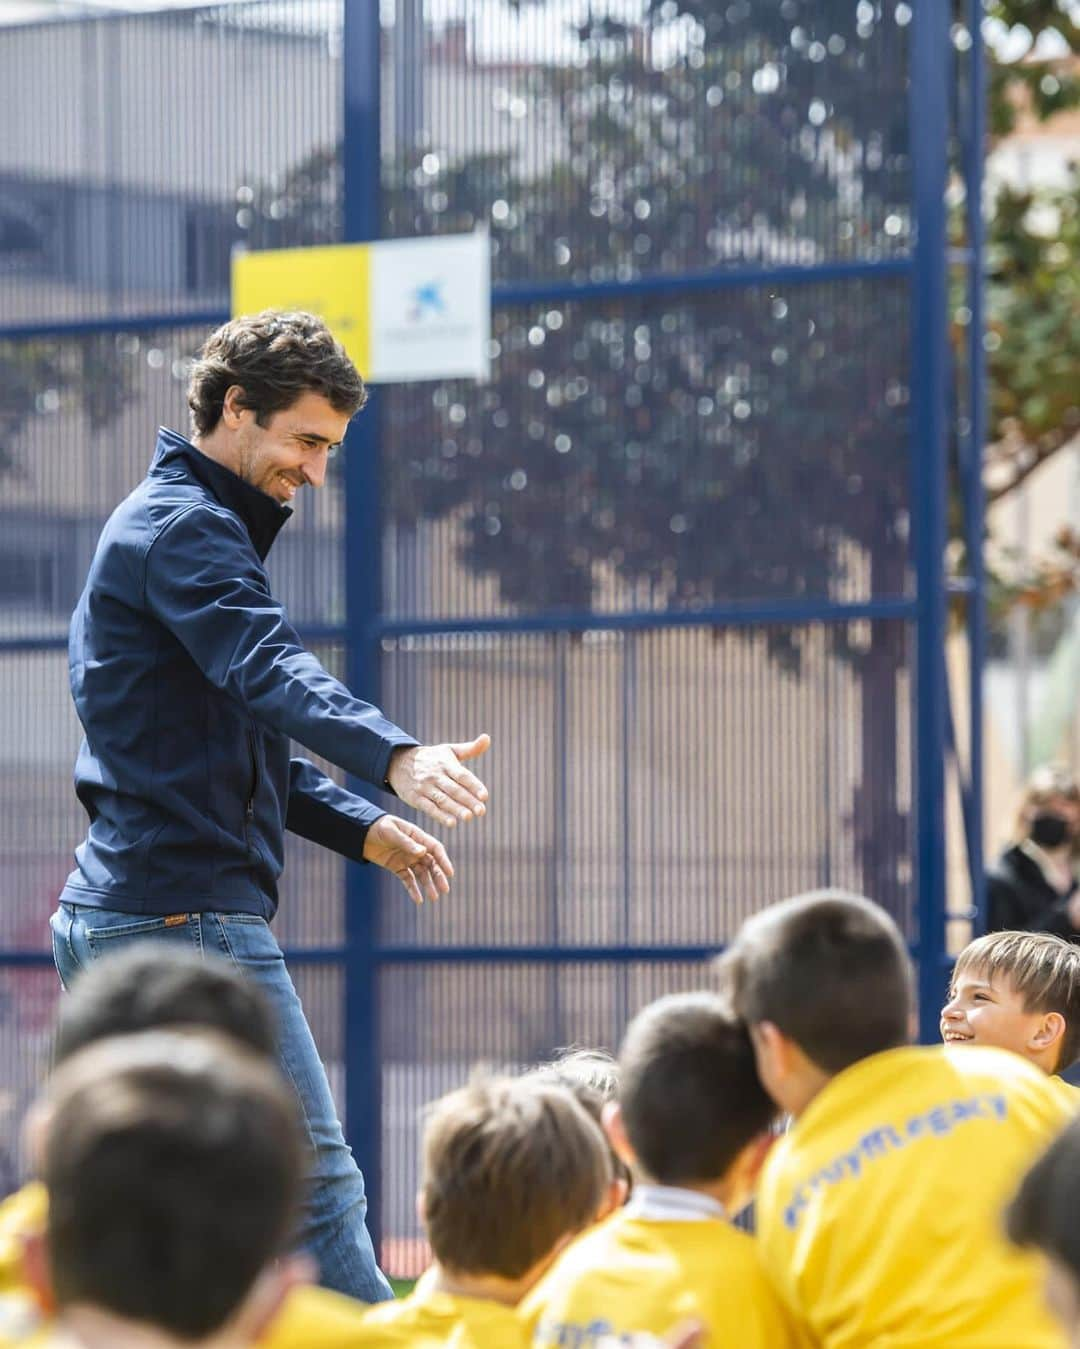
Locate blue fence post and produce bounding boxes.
[911,0,951,1041]
[965,0,988,932]
[342,0,385,1256]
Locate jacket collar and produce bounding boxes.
[149,427,291,560]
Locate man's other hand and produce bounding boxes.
[386,734,491,828]
[362,815,453,905]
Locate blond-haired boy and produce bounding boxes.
[942,930,1080,1082]
[357,1074,610,1347]
[529,1046,631,1216]
[522,993,804,1348]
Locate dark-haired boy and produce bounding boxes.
[17,1029,306,1349]
[718,888,1073,1348]
[358,1074,611,1346]
[0,947,376,1349]
[523,993,803,1347]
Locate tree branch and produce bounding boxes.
[985,427,1080,506]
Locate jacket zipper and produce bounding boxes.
[245,727,258,835]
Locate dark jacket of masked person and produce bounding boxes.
[987,808,1080,940]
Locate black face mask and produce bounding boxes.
[1030,813,1072,850]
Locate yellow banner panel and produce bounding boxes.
[231,242,372,375]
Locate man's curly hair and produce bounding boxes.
[188,310,366,437]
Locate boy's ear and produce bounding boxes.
[415,1189,427,1228]
[231,1254,313,1344]
[594,1175,629,1224]
[21,1100,52,1177]
[601,1101,636,1172]
[749,1020,789,1074]
[725,1132,777,1214]
[20,1231,54,1314]
[1031,1011,1067,1056]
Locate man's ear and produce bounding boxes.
[220,384,251,430]
[601,1101,635,1172]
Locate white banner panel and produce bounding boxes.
[368,231,491,384]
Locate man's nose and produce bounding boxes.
[301,450,328,488]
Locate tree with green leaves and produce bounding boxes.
[978,0,1080,610]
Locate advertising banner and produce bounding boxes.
[232,232,490,384]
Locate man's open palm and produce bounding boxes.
[363,814,453,905]
[387,733,492,829]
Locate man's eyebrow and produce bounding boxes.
[291,429,335,444]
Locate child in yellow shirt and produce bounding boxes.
[0,946,373,1349]
[942,929,1080,1094]
[717,888,1075,1349]
[529,1046,631,1216]
[1008,1114,1080,1344]
[522,992,805,1348]
[357,1073,611,1347]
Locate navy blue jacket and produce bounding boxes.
[62,428,418,919]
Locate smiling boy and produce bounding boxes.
[941,931,1080,1081]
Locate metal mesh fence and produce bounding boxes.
[382,279,912,620]
[380,0,913,279]
[0,2,343,323]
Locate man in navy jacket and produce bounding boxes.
[51,310,491,1302]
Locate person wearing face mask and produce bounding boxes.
[987,765,1080,939]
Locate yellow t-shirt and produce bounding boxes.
[0,1187,46,1297]
[1050,1074,1080,1108]
[357,1286,528,1347]
[757,1044,1073,1349]
[0,1182,372,1349]
[522,1201,805,1347]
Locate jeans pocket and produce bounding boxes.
[207,913,273,968]
[82,913,196,962]
[49,906,78,990]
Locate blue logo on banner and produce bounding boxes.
[409,280,446,321]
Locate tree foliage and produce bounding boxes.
[964,0,1080,616]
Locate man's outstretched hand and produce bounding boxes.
[386,733,491,829]
[362,814,453,906]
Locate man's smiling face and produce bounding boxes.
[234,389,350,505]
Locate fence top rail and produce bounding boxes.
[0,256,913,344]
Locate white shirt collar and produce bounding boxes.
[623,1184,725,1222]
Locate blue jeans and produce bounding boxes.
[50,902,393,1304]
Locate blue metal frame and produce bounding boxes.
[341,0,386,1249]
[911,0,951,1043]
[0,600,919,660]
[963,0,988,933]
[0,259,912,344]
